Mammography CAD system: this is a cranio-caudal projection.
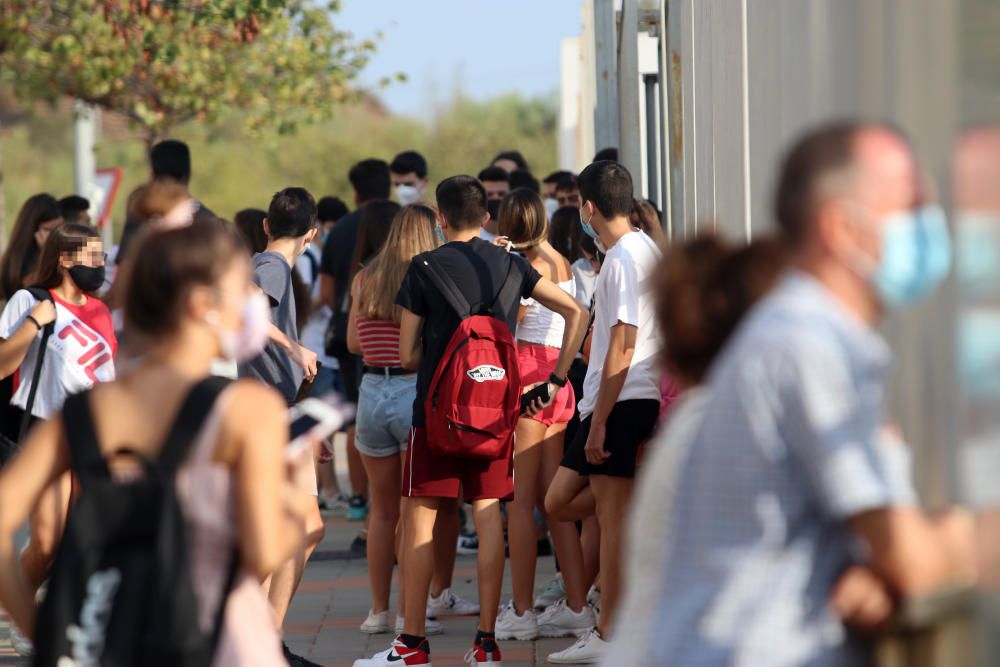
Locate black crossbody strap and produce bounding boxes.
[19,288,55,442]
[157,376,232,475]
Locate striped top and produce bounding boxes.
[356,316,403,367]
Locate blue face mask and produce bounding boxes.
[871,204,952,307]
[580,206,598,240]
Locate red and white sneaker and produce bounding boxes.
[464,638,502,667]
[353,637,431,667]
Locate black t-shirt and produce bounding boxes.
[319,208,361,339]
[395,237,542,426]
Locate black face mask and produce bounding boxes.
[68,265,106,293]
[486,199,502,222]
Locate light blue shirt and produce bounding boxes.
[654,272,916,667]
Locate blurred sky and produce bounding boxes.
[334,0,582,117]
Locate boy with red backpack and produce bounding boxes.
[354,176,586,667]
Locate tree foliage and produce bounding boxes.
[0,0,389,143]
[2,90,561,230]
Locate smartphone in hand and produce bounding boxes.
[520,383,551,414]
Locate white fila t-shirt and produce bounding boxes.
[0,289,118,419]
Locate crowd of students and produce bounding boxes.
[0,120,980,667]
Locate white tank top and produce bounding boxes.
[516,277,576,348]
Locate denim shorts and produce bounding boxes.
[355,373,417,457]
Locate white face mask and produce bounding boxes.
[216,292,271,362]
[543,197,560,220]
[395,184,422,206]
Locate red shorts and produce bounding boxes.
[403,426,514,501]
[517,342,575,426]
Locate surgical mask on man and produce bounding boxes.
[579,205,599,241]
[851,204,952,307]
[544,197,560,220]
[395,184,422,207]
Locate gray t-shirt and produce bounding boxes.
[238,251,302,404]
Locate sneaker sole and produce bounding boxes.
[547,654,601,665]
[427,608,480,617]
[396,625,445,636]
[538,625,592,639]
[495,628,540,641]
[456,548,479,556]
[359,624,391,634]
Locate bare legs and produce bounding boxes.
[269,500,325,626]
[361,452,405,613]
[588,474,633,637]
[20,472,72,591]
[402,497,504,636]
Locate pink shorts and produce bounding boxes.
[517,342,576,426]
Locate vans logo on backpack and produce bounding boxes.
[466,365,506,383]
[60,567,121,667]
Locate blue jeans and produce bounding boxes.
[354,373,416,457]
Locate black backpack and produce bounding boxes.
[33,377,238,667]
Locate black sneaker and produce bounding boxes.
[350,533,368,557]
[457,533,479,555]
[282,642,323,667]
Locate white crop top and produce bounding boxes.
[516,278,576,348]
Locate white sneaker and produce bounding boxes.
[353,637,431,667]
[533,576,566,609]
[427,587,480,616]
[360,609,391,634]
[494,600,539,641]
[547,628,609,664]
[586,585,601,609]
[395,615,444,636]
[9,622,33,656]
[537,599,596,638]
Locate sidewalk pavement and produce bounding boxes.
[1,510,572,666]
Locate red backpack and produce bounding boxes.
[419,257,522,460]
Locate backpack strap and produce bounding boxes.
[18,287,55,442]
[157,376,232,476]
[420,255,518,320]
[419,258,474,319]
[62,390,112,482]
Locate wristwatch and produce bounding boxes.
[548,373,568,388]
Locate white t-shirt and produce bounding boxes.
[577,231,662,418]
[295,245,339,371]
[0,290,117,419]
[571,257,598,308]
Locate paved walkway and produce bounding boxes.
[1,510,570,666]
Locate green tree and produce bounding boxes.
[0,0,384,144]
[0,0,390,238]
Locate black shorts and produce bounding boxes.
[335,352,362,403]
[560,399,659,478]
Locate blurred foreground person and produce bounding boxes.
[0,222,311,665]
[628,122,975,667]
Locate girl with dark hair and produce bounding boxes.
[495,190,595,641]
[351,200,401,284]
[0,194,63,301]
[0,222,115,656]
[548,205,584,264]
[234,208,269,255]
[0,222,313,665]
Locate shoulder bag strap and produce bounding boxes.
[18,288,55,442]
[157,376,232,476]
